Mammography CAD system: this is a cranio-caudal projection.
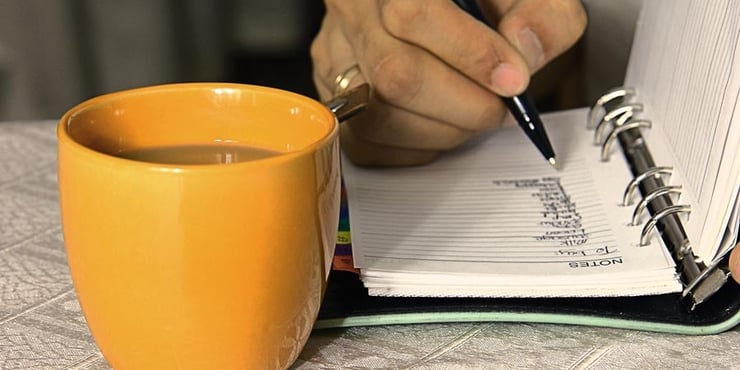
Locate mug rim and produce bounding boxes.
[57,82,339,172]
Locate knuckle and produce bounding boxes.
[497,12,526,36]
[554,0,588,39]
[308,38,333,82]
[572,4,588,35]
[379,0,427,39]
[371,53,424,106]
[309,37,323,64]
[459,42,503,78]
[323,0,343,14]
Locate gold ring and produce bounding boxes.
[333,64,362,97]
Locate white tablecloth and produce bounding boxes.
[1,121,738,369]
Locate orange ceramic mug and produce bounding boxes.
[57,83,363,369]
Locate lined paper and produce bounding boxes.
[625,0,740,259]
[342,109,680,297]
[341,0,739,298]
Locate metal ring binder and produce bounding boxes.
[587,87,636,129]
[594,103,644,145]
[601,119,652,161]
[590,86,735,309]
[622,167,674,206]
[681,247,732,309]
[631,185,683,226]
[639,205,691,246]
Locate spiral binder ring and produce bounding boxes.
[639,205,691,246]
[622,166,674,206]
[601,119,652,161]
[587,87,636,129]
[594,103,644,145]
[587,84,733,308]
[630,185,683,225]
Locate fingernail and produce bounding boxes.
[490,63,527,95]
[516,28,545,70]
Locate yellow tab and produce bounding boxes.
[336,231,351,245]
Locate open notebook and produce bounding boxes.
[315,0,740,334]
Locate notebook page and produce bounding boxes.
[342,109,680,297]
[624,0,740,259]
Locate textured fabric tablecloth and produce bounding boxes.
[1,120,738,369]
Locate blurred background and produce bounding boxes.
[0,0,324,121]
[0,0,638,121]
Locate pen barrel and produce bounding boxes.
[504,94,556,161]
[453,0,556,163]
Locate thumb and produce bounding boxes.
[731,243,740,284]
[497,0,587,72]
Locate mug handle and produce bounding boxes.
[324,83,370,123]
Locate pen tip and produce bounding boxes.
[548,157,559,170]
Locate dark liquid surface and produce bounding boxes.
[117,144,282,165]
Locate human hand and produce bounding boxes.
[731,242,740,284]
[311,0,587,166]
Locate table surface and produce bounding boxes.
[1,120,738,370]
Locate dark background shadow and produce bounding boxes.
[227,0,324,100]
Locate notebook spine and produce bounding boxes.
[588,87,731,310]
